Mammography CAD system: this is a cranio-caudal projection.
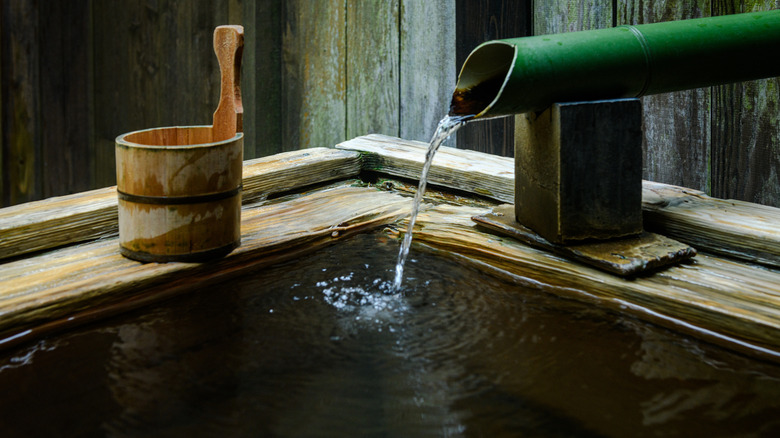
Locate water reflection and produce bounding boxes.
[1,233,780,437]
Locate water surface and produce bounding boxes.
[2,233,780,437]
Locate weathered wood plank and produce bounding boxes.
[1,0,41,205]
[0,186,413,346]
[710,0,780,207]
[713,78,780,207]
[337,134,780,267]
[0,6,4,205]
[282,0,346,151]
[91,2,228,187]
[0,187,118,260]
[338,133,515,201]
[240,147,362,203]
[406,203,780,360]
[399,0,456,144]
[642,180,780,267]
[474,204,696,276]
[533,0,613,34]
[618,1,711,193]
[0,148,362,260]
[39,0,93,199]
[455,0,531,156]
[346,0,400,139]
[245,0,283,158]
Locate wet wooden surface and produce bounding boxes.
[1,135,779,362]
[0,185,412,348]
[0,148,361,260]
[407,203,780,362]
[642,180,780,267]
[339,134,516,201]
[473,204,696,277]
[337,134,780,268]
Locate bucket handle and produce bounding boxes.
[213,25,244,139]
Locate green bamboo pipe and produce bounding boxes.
[450,10,780,118]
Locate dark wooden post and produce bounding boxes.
[514,99,643,244]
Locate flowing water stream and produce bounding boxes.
[392,114,472,291]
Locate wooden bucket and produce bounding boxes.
[115,126,243,262]
[115,25,245,263]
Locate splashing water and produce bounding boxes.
[392,114,471,292]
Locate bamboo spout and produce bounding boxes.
[450,10,780,119]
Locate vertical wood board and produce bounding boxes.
[711,0,780,207]
[533,0,613,34]
[1,0,41,205]
[246,0,283,158]
[282,0,347,151]
[92,1,228,187]
[346,0,400,140]
[0,3,3,205]
[38,0,93,198]
[399,0,457,145]
[618,0,711,194]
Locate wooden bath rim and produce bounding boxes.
[1,134,779,363]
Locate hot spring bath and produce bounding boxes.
[3,232,780,437]
[1,136,780,437]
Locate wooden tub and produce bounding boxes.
[116,126,244,262]
[1,134,779,362]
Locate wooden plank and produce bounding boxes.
[282,0,346,151]
[406,203,780,361]
[399,0,456,144]
[171,3,226,128]
[514,100,643,243]
[618,1,711,194]
[0,0,41,206]
[713,78,780,207]
[0,186,414,347]
[454,0,531,156]
[338,133,515,201]
[0,5,3,206]
[474,204,696,276]
[245,0,283,158]
[642,180,780,267]
[711,0,780,207]
[0,148,362,260]
[228,0,242,24]
[0,187,118,260]
[239,147,361,203]
[337,134,780,267]
[1,137,779,363]
[533,0,613,34]
[91,2,228,187]
[38,0,92,198]
[346,0,400,139]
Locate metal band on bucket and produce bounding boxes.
[117,186,242,205]
[119,241,240,263]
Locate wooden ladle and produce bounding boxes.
[212,25,244,141]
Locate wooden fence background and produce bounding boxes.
[1,0,778,208]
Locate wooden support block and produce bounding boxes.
[473,204,696,277]
[514,99,643,244]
